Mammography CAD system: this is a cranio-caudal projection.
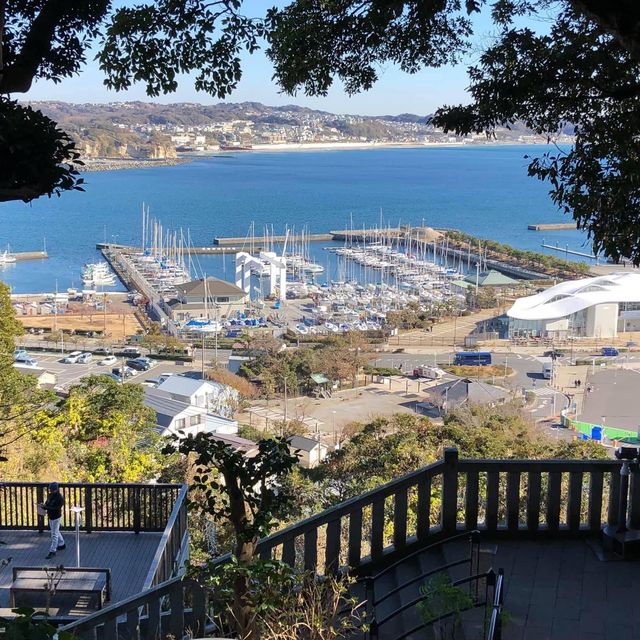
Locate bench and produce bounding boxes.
[10,566,112,610]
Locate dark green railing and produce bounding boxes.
[57,449,625,639]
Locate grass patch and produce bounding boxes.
[443,364,514,378]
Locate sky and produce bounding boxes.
[24,2,520,116]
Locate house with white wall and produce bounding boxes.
[156,375,238,418]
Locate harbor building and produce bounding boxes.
[164,276,249,323]
[507,271,640,338]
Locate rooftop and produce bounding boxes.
[508,271,640,321]
[144,387,206,427]
[288,434,327,452]
[428,377,510,406]
[156,375,215,397]
[174,277,246,298]
[464,269,518,287]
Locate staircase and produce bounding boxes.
[355,531,499,640]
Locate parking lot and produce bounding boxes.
[18,350,206,391]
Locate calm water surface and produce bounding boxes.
[0,146,590,293]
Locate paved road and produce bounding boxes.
[371,350,569,419]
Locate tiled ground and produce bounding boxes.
[0,529,162,612]
[485,539,640,640]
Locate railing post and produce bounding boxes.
[133,487,141,534]
[36,485,45,534]
[442,448,459,534]
[84,486,93,534]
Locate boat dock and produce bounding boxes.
[212,233,333,248]
[528,223,577,231]
[541,243,598,260]
[97,243,240,254]
[98,244,179,336]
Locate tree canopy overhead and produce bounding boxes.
[4,0,640,261]
[267,0,640,264]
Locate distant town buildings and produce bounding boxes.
[27,101,574,157]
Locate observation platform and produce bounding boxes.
[0,530,161,611]
[0,482,187,619]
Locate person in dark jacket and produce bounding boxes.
[39,482,66,559]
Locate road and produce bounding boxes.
[370,350,569,420]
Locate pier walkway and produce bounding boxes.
[98,245,178,336]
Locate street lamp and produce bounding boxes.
[70,506,85,567]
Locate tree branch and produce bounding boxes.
[1,0,83,93]
[571,0,640,63]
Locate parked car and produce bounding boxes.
[14,357,39,368]
[13,349,28,361]
[62,351,83,364]
[14,352,37,366]
[126,358,152,371]
[601,347,619,357]
[112,365,135,378]
[543,350,563,359]
[122,347,142,357]
[94,347,113,356]
[101,372,122,383]
[99,355,117,366]
[77,352,93,364]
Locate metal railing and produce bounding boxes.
[0,482,184,533]
[365,530,482,640]
[487,568,505,640]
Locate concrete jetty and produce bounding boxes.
[528,222,577,231]
[541,243,598,260]
[213,233,333,247]
[96,243,239,254]
[12,251,48,261]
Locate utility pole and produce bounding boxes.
[201,330,205,379]
[214,304,219,367]
[283,377,288,429]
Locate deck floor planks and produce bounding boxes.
[0,529,162,608]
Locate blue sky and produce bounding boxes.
[25,2,512,115]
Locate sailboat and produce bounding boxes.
[0,246,17,264]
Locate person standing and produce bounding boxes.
[40,482,66,559]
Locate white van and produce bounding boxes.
[413,365,445,380]
[542,362,553,379]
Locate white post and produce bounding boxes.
[70,506,85,568]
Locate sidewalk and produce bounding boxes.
[553,364,588,415]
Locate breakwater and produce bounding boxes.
[528,222,577,231]
[12,251,48,261]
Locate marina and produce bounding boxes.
[0,147,593,296]
[89,210,542,339]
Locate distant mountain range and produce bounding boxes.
[23,100,574,160]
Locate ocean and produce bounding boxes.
[0,145,591,293]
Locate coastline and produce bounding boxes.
[79,157,190,173]
[79,140,571,170]
[209,140,564,154]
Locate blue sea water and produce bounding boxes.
[0,145,591,293]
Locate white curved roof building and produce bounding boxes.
[507,272,640,338]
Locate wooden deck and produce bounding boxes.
[0,529,162,609]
